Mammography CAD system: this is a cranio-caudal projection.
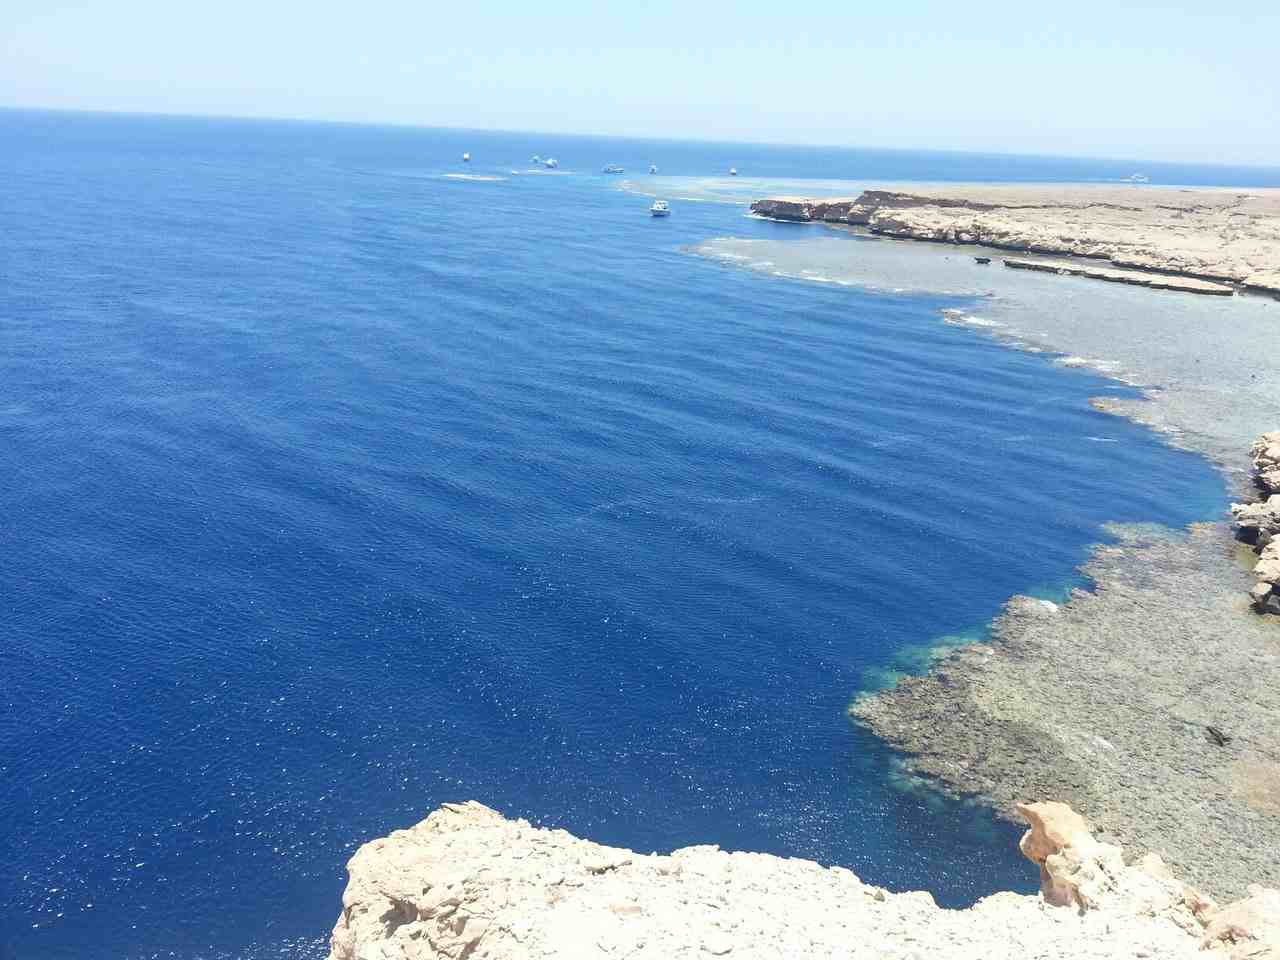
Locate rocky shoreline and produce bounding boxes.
[736,182,1280,902]
[328,799,1279,959]
[750,186,1280,298]
[1232,432,1280,613]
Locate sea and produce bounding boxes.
[1,110,1267,960]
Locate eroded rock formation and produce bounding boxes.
[328,800,1278,960]
[1232,431,1280,613]
[1245,432,1280,498]
[1003,256,1235,294]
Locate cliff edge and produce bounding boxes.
[328,800,1278,959]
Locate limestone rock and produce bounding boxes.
[1233,434,1280,611]
[750,197,860,223]
[327,800,1279,960]
[1232,495,1280,548]
[1016,801,1212,926]
[1201,885,1280,959]
[1016,800,1090,870]
[1250,431,1280,495]
[1255,540,1280,584]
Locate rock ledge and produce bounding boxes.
[328,800,1278,959]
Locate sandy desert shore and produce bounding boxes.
[750,184,1280,297]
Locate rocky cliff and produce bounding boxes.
[328,800,1278,959]
[750,186,1280,297]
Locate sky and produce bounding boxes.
[2,0,1277,165]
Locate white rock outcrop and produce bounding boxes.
[1232,430,1280,613]
[1251,432,1280,496]
[328,800,1279,960]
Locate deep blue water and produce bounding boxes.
[0,111,1238,960]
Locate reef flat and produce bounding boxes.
[851,522,1280,900]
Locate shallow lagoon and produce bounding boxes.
[692,227,1280,465]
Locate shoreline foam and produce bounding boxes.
[691,231,1280,472]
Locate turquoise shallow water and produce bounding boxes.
[0,112,1235,959]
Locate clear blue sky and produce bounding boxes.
[3,0,1276,164]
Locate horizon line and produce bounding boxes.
[4,103,1279,174]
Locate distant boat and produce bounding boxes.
[543,157,559,169]
[1125,173,1150,183]
[462,152,471,162]
[974,256,991,265]
[650,199,671,217]
[649,164,658,174]
[602,164,625,174]
[531,154,542,164]
[729,167,738,176]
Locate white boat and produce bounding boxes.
[462,152,471,162]
[543,157,559,169]
[650,200,671,217]
[531,154,542,164]
[602,164,625,174]
[648,164,658,174]
[728,167,738,176]
[1125,172,1150,183]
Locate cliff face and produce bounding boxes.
[328,800,1278,960]
[750,186,1280,296]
